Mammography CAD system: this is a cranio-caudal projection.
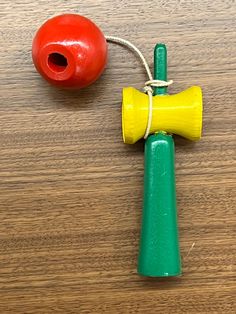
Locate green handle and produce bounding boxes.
[153,43,167,95]
[138,44,181,277]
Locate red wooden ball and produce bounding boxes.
[32,14,108,89]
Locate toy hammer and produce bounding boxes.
[122,44,203,276]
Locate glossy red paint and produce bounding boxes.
[32,14,108,89]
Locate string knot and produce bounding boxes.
[145,79,173,90]
[143,85,154,94]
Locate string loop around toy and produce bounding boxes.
[105,36,173,139]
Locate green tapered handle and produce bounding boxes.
[138,44,181,276]
[138,133,181,276]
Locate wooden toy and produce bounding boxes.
[32,14,203,277]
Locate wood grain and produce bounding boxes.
[0,0,235,313]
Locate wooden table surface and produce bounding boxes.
[0,1,235,313]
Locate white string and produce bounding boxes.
[105,36,173,139]
[105,36,153,81]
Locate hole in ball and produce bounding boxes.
[48,53,68,73]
